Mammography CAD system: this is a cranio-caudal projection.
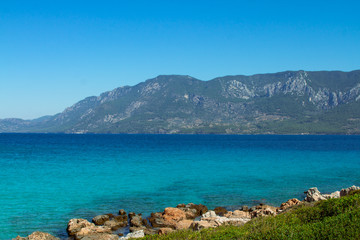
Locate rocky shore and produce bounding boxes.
[13,185,360,240]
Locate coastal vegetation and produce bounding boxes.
[143,190,360,240]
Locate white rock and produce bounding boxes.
[192,216,249,231]
[304,187,326,202]
[119,230,144,240]
[201,211,217,218]
[323,191,340,199]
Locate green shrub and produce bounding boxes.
[348,189,360,196]
[143,193,360,240]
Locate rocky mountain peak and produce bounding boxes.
[1,70,360,134]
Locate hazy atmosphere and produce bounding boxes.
[1,0,359,119]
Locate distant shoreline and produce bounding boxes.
[1,132,360,135]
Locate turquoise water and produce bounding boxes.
[1,134,360,239]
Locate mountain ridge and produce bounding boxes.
[1,70,360,134]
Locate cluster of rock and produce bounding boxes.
[13,232,60,240]
[13,185,360,240]
[303,185,360,203]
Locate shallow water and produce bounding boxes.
[1,134,359,239]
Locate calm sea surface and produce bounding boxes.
[1,134,360,239]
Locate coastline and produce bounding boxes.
[3,134,360,239]
[13,185,360,240]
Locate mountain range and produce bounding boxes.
[1,70,360,134]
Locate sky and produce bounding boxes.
[1,0,360,119]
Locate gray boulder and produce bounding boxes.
[119,230,144,240]
[201,211,217,218]
[304,187,326,202]
[190,220,218,231]
[340,185,360,197]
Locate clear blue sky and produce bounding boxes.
[1,0,359,119]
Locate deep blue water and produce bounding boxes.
[1,134,360,239]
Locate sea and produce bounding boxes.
[1,133,360,239]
